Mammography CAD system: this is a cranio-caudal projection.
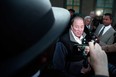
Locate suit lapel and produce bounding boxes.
[100,27,112,41]
[95,24,104,36]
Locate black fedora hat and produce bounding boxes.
[1,0,70,76]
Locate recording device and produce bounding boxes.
[72,36,99,68]
[73,44,88,68]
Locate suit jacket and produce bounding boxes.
[84,25,96,42]
[94,24,116,45]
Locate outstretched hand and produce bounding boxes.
[88,41,109,76]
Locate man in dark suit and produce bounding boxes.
[84,16,92,35]
[94,13,116,46]
[84,16,97,42]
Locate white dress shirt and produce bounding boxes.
[98,24,111,35]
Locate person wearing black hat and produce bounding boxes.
[88,41,109,77]
[1,0,109,77]
[68,9,75,17]
[1,0,70,77]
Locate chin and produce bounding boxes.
[76,35,81,38]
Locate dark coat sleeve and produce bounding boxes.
[102,43,116,52]
[53,42,68,70]
[52,42,84,77]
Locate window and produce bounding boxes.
[96,0,113,16]
[66,0,80,13]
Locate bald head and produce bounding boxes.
[71,16,84,26]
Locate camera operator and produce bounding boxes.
[87,41,109,77]
[85,40,116,77]
[52,16,91,77]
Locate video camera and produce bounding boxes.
[72,35,99,68]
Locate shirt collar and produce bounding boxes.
[100,24,112,35]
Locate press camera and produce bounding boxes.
[72,35,99,68]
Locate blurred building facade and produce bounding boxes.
[50,0,116,26]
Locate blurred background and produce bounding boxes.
[50,0,116,26]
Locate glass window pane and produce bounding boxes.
[73,6,79,13]
[67,0,73,5]
[67,6,73,9]
[74,0,80,5]
[105,3,112,8]
[96,0,113,15]
[104,9,112,14]
[105,0,113,4]
[96,0,104,7]
[66,0,80,13]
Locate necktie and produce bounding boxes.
[98,26,105,37]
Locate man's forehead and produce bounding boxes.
[74,18,84,22]
[74,17,83,21]
[73,19,84,25]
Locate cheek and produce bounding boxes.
[82,28,84,32]
[103,20,109,23]
[72,26,84,32]
[78,28,84,32]
[74,28,84,35]
[74,28,84,33]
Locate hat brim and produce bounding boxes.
[1,7,70,76]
